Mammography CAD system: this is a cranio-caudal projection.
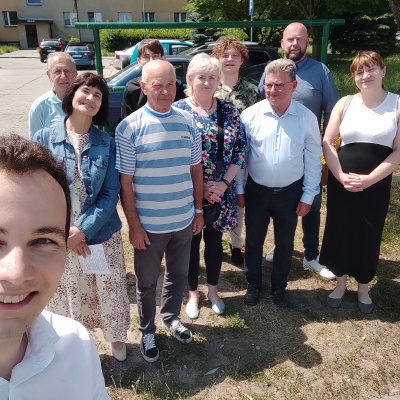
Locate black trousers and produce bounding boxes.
[244,175,303,293]
[188,225,223,290]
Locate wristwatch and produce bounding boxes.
[195,208,204,214]
[221,178,231,187]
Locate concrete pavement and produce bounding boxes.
[0,49,117,78]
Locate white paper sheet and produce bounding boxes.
[78,244,110,275]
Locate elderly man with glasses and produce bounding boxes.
[29,52,77,138]
[241,58,322,307]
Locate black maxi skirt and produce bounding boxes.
[319,143,392,283]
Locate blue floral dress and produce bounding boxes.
[173,99,246,233]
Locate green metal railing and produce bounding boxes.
[75,19,345,75]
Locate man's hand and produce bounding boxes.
[192,213,204,235]
[296,201,311,217]
[129,225,151,250]
[237,194,245,208]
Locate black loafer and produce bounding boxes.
[358,300,374,314]
[244,286,260,306]
[272,290,289,307]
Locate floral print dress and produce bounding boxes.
[174,99,246,233]
[46,131,130,343]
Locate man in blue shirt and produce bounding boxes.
[259,22,338,279]
[242,59,322,307]
[29,52,77,138]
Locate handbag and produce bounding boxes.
[321,95,353,186]
[202,99,225,225]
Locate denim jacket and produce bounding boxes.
[32,121,122,245]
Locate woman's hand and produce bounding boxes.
[205,181,227,199]
[204,182,222,204]
[340,172,372,192]
[68,226,91,257]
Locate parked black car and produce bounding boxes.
[38,38,67,63]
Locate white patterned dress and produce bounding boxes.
[46,131,130,342]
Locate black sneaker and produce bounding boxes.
[163,318,193,343]
[140,333,159,363]
[230,246,244,266]
[244,286,260,306]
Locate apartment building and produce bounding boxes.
[1,0,189,49]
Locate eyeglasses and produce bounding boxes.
[264,81,294,91]
[140,53,162,61]
[51,68,73,76]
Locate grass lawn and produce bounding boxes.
[0,44,19,55]
[99,184,400,400]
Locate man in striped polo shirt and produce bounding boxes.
[116,60,203,363]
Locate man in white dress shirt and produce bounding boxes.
[0,135,109,399]
[241,59,322,307]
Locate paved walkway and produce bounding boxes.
[0,49,116,78]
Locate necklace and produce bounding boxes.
[191,97,215,115]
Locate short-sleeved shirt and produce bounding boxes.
[29,89,64,138]
[115,104,202,233]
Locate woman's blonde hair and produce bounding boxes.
[185,53,221,96]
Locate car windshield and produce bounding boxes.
[43,41,60,46]
[67,46,88,51]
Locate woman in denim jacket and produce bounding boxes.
[32,73,130,362]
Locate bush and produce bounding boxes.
[100,28,192,52]
[68,36,81,44]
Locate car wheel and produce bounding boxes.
[40,57,46,63]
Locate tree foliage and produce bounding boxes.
[187,0,398,58]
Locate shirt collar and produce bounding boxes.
[263,98,297,117]
[295,56,309,70]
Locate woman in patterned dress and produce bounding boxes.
[174,53,246,318]
[32,72,130,360]
[320,51,400,313]
[212,36,261,265]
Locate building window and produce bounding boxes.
[118,12,132,22]
[27,0,41,4]
[142,12,155,22]
[174,13,186,22]
[3,11,18,26]
[63,12,77,27]
[88,12,102,22]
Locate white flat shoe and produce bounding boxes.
[111,343,127,361]
[185,300,200,319]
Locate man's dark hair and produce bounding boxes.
[0,134,71,241]
[137,39,164,58]
[62,72,109,126]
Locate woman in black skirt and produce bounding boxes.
[320,51,400,313]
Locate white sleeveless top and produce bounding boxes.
[340,92,398,148]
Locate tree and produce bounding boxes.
[389,0,400,27]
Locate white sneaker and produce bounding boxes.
[303,258,335,279]
[265,246,275,262]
